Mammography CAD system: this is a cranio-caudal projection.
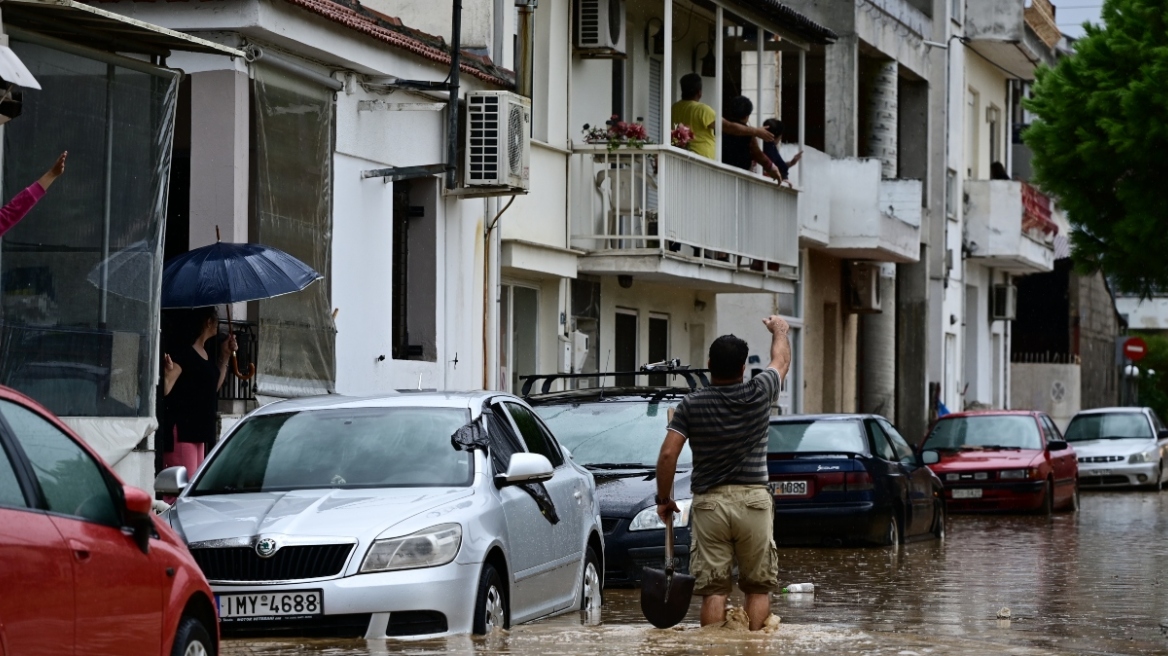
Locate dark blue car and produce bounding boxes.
[530,382,695,588]
[768,415,945,546]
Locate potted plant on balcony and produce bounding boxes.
[670,123,694,150]
[582,115,651,151]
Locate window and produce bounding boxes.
[1,400,119,525]
[987,105,1001,169]
[392,181,438,362]
[965,90,979,178]
[1,41,177,417]
[504,402,564,468]
[647,314,669,385]
[866,420,897,461]
[880,419,917,464]
[951,0,962,24]
[1041,416,1062,443]
[486,406,526,476]
[614,309,638,386]
[0,440,26,508]
[946,169,958,220]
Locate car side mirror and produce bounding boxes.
[497,453,554,484]
[920,449,940,465]
[1047,440,1069,452]
[123,485,154,554]
[1158,429,1168,440]
[154,466,189,496]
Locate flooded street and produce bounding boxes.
[224,491,1168,655]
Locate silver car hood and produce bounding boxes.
[1071,438,1154,458]
[173,487,475,545]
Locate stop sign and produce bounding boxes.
[1123,337,1148,362]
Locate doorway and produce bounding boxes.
[614,309,638,386]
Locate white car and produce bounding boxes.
[1064,407,1168,489]
[154,391,603,639]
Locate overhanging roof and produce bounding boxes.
[0,0,244,58]
[730,0,838,45]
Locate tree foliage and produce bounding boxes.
[1134,332,1168,421]
[1023,0,1168,297]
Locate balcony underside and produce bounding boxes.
[576,251,796,294]
[968,236,1054,274]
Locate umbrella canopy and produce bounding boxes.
[86,240,156,303]
[161,241,322,309]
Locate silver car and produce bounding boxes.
[154,392,603,639]
[1065,406,1168,489]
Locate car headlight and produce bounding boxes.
[360,523,462,574]
[1130,449,1158,464]
[629,499,693,531]
[999,469,1028,480]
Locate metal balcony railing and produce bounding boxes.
[569,144,799,271]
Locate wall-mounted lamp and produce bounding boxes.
[645,18,665,56]
[692,42,716,77]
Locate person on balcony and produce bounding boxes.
[671,73,774,161]
[0,151,67,236]
[723,96,781,180]
[761,119,803,185]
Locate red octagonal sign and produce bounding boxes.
[1124,337,1148,362]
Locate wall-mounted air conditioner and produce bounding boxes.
[848,262,882,314]
[992,284,1018,321]
[575,0,627,58]
[465,91,531,191]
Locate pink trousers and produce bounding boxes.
[162,428,204,504]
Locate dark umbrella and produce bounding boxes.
[161,233,323,380]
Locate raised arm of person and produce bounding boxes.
[749,138,781,180]
[721,118,775,142]
[0,151,67,236]
[762,315,792,380]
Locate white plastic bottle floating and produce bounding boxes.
[781,582,815,594]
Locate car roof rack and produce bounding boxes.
[520,359,710,397]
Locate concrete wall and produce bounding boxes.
[964,0,1025,42]
[963,54,1009,181]
[595,279,714,374]
[802,249,857,413]
[1011,363,1080,431]
[1071,270,1121,410]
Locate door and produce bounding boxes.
[647,314,669,385]
[1041,415,1075,503]
[881,419,935,536]
[0,427,74,656]
[614,310,638,386]
[501,285,540,393]
[0,399,164,656]
[864,420,905,529]
[502,401,583,612]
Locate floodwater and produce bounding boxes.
[224,491,1168,655]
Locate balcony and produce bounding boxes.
[793,149,922,262]
[964,0,1058,77]
[568,144,798,293]
[964,180,1056,273]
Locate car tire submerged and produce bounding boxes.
[172,615,215,656]
[878,512,899,547]
[1059,482,1080,513]
[1038,479,1054,516]
[932,500,946,541]
[473,563,509,635]
[580,546,602,612]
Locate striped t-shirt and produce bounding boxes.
[667,368,780,494]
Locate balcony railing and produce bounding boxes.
[218,320,257,401]
[569,144,799,273]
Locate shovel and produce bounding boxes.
[640,512,695,628]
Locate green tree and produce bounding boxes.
[1135,332,1168,419]
[1023,0,1168,297]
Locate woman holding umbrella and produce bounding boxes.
[161,306,236,497]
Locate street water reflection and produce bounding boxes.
[224,492,1168,655]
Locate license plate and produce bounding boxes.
[1095,469,1111,476]
[952,488,982,499]
[217,590,323,621]
[769,480,809,496]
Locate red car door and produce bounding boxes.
[0,436,74,656]
[1041,415,1075,503]
[0,399,164,656]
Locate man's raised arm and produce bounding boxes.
[762,315,792,380]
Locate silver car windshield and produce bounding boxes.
[923,415,1042,450]
[191,407,472,495]
[535,400,692,468]
[1065,413,1152,442]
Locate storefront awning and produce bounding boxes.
[0,0,245,59]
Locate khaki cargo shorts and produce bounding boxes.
[689,484,778,596]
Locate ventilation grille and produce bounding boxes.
[190,544,354,582]
[468,94,501,183]
[578,0,600,46]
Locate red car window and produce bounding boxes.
[0,440,27,508]
[0,400,120,526]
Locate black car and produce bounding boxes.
[525,365,705,587]
[768,414,945,546]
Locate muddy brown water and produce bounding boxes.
[224,491,1168,655]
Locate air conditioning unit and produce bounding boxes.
[465,91,531,191]
[848,262,882,314]
[992,284,1018,321]
[575,0,627,58]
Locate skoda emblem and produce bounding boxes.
[255,538,279,558]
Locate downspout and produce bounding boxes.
[517,0,537,98]
[445,0,463,190]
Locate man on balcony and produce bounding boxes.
[723,96,781,180]
[672,73,774,161]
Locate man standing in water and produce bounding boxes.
[655,316,791,630]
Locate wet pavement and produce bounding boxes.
[224,491,1168,655]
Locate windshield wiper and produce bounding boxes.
[587,462,653,470]
[970,445,1023,451]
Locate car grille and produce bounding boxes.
[387,611,448,637]
[190,544,354,582]
[1079,455,1125,463]
[601,517,622,534]
[1080,475,1130,486]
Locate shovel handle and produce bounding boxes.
[664,511,674,573]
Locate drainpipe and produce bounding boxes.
[516,0,537,98]
[445,0,463,190]
[484,197,499,389]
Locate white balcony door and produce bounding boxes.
[501,284,539,393]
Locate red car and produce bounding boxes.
[0,386,218,656]
[921,410,1078,514]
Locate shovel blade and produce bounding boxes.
[640,566,695,629]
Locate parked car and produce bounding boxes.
[1065,407,1168,489]
[527,367,707,587]
[0,385,218,656]
[155,391,603,639]
[922,410,1078,514]
[767,414,945,546]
